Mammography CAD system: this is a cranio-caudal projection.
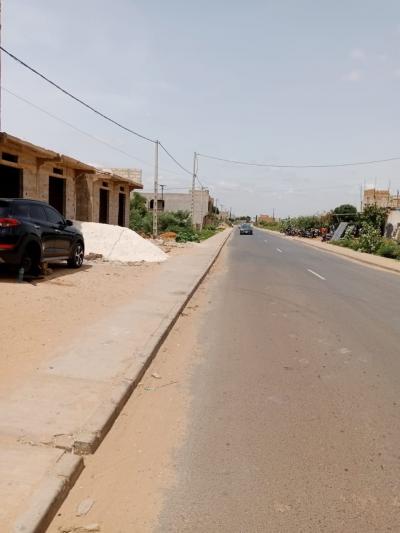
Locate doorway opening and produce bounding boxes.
[99,188,109,224]
[118,193,126,226]
[49,176,66,216]
[0,165,23,198]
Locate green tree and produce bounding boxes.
[130,192,152,234]
[330,204,358,224]
[361,204,388,234]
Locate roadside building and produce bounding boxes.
[0,132,142,227]
[258,214,275,223]
[385,210,400,241]
[139,190,214,227]
[363,188,400,209]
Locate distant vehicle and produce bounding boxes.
[0,198,85,275]
[239,223,253,235]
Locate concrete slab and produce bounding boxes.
[0,439,82,532]
[0,375,107,445]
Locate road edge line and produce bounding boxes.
[257,228,400,276]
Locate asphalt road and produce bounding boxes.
[50,229,400,532]
[157,229,400,532]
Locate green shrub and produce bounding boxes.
[336,238,361,251]
[175,228,199,242]
[358,223,382,254]
[376,239,400,259]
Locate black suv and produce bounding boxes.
[0,198,84,274]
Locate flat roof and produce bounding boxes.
[96,169,143,189]
[0,132,96,172]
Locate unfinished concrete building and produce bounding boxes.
[0,132,142,227]
[139,190,214,227]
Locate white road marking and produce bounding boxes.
[307,269,326,281]
[276,248,283,253]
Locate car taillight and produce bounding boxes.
[0,218,21,227]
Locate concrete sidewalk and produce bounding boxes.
[259,228,400,275]
[1,229,232,533]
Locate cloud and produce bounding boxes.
[350,48,367,62]
[393,68,400,79]
[345,69,363,82]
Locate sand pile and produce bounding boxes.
[74,221,167,263]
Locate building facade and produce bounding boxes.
[139,190,214,227]
[363,188,400,209]
[385,210,400,241]
[0,132,142,227]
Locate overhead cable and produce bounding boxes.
[1,86,154,166]
[158,142,192,175]
[0,46,156,144]
[197,152,400,169]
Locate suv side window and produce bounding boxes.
[12,203,30,218]
[44,206,64,225]
[29,204,47,221]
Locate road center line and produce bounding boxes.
[276,248,283,253]
[307,268,326,280]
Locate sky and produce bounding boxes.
[2,0,400,217]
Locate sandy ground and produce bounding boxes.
[0,243,190,391]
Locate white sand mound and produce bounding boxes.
[74,221,167,263]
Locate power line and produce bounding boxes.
[2,86,154,166]
[197,152,400,169]
[2,85,196,180]
[1,46,197,181]
[0,46,156,144]
[159,142,192,175]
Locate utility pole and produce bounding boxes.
[0,0,2,132]
[199,186,204,230]
[160,184,166,201]
[153,140,159,238]
[191,152,197,228]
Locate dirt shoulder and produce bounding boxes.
[0,246,188,392]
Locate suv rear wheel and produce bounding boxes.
[68,242,84,268]
[21,243,41,276]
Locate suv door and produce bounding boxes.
[28,203,54,258]
[43,205,74,257]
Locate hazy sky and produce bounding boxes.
[3,0,400,217]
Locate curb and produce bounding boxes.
[14,229,232,533]
[13,453,84,533]
[73,228,233,455]
[258,228,400,276]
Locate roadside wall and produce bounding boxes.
[139,191,211,227]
